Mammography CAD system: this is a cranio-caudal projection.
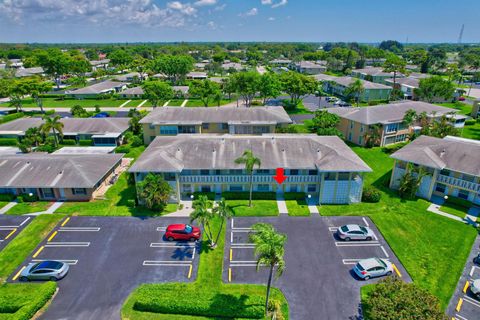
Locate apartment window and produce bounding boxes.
[290,169,299,176]
[178,126,196,134]
[350,121,354,129]
[385,123,398,133]
[182,184,192,193]
[229,169,242,175]
[201,185,211,193]
[325,173,337,180]
[358,136,363,145]
[338,173,350,180]
[458,189,470,200]
[360,125,364,133]
[290,185,298,192]
[435,184,446,193]
[229,185,243,192]
[257,184,269,192]
[72,188,87,195]
[149,124,155,130]
[307,184,316,192]
[200,169,210,175]
[440,169,451,176]
[462,174,475,182]
[202,123,209,130]
[256,169,270,175]
[220,123,229,130]
[162,173,176,181]
[348,133,352,141]
[395,134,407,143]
[160,126,178,135]
[308,169,317,176]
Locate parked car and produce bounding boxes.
[473,253,480,265]
[326,96,338,102]
[19,260,69,281]
[165,224,201,242]
[337,224,374,241]
[353,258,393,280]
[458,96,466,101]
[470,279,480,299]
[92,112,110,118]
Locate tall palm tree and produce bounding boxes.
[345,79,364,107]
[235,150,261,207]
[190,195,215,247]
[249,223,287,316]
[212,198,234,245]
[138,173,173,211]
[41,115,64,147]
[363,123,382,147]
[402,109,418,126]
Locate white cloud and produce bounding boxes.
[207,21,217,29]
[261,0,287,8]
[268,17,275,21]
[167,1,197,15]
[194,0,217,6]
[214,3,226,11]
[261,0,272,4]
[239,7,258,17]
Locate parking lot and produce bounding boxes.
[0,216,32,251]
[448,235,480,320]
[9,216,200,320]
[223,216,410,320]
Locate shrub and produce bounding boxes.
[61,139,77,146]
[362,186,382,203]
[446,197,471,209]
[465,119,476,126]
[192,192,216,200]
[222,192,276,200]
[19,193,39,202]
[79,139,93,146]
[284,192,306,200]
[0,138,19,146]
[130,136,144,147]
[382,142,408,154]
[0,193,15,201]
[35,144,56,153]
[0,112,24,124]
[12,282,57,320]
[115,145,131,154]
[126,199,136,208]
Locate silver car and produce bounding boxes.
[19,260,69,282]
[353,258,393,280]
[337,224,374,241]
[470,279,480,299]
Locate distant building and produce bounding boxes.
[351,67,405,84]
[129,134,372,204]
[89,59,110,71]
[327,101,466,146]
[140,106,292,144]
[66,80,128,99]
[470,100,480,119]
[114,72,147,82]
[390,135,480,206]
[293,61,327,75]
[119,86,144,99]
[317,74,392,102]
[186,72,208,80]
[15,67,44,78]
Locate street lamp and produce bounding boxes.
[444,195,449,201]
[190,194,194,200]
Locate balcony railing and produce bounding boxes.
[179,175,320,184]
[437,174,480,193]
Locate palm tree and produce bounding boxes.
[402,109,418,126]
[190,195,215,247]
[345,79,364,107]
[24,127,43,147]
[41,115,64,147]
[138,173,173,210]
[234,150,261,207]
[249,223,287,316]
[363,123,382,147]
[212,198,234,245]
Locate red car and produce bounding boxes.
[165,224,201,242]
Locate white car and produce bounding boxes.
[353,258,393,280]
[337,224,375,241]
[470,279,480,299]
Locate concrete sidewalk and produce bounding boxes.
[276,193,288,216]
[0,202,17,214]
[28,201,64,216]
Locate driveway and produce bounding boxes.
[223,216,411,320]
[9,216,200,320]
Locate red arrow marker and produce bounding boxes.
[273,168,287,185]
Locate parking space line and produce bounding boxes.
[455,314,467,320]
[230,260,258,264]
[61,217,70,227]
[12,266,26,281]
[463,295,480,308]
[32,259,78,265]
[328,227,337,232]
[142,260,192,266]
[19,217,31,226]
[372,233,378,241]
[228,267,232,282]
[456,298,463,312]
[230,248,232,261]
[45,242,90,247]
[4,228,17,240]
[47,231,58,242]
[470,266,478,277]
[231,243,255,248]
[230,263,259,267]
[59,227,100,232]
[188,265,193,279]
[32,246,44,258]
[392,264,402,277]
[362,217,369,226]
[156,227,166,231]
[342,259,362,265]
[335,241,380,247]
[150,242,196,248]
[0,226,17,230]
[231,220,252,231]
[463,281,470,293]
[380,246,389,258]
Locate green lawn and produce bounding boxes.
[0,202,7,210]
[285,197,310,216]
[439,202,469,219]
[227,200,279,216]
[283,101,313,115]
[320,146,477,309]
[165,99,185,106]
[186,99,235,107]
[13,97,127,109]
[462,121,480,140]
[6,202,52,215]
[436,102,471,115]
[56,172,177,217]
[122,218,288,319]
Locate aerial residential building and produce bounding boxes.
[293,61,327,75]
[89,59,110,71]
[351,66,405,84]
[114,72,147,82]
[384,76,422,100]
[186,72,208,80]
[129,134,372,204]
[0,117,130,146]
[15,67,44,78]
[327,101,466,146]
[389,136,480,206]
[221,62,245,72]
[270,59,292,67]
[318,74,392,102]
[0,153,124,201]
[139,106,292,144]
[66,80,128,99]
[119,86,144,99]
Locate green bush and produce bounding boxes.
[0,193,15,201]
[0,138,19,146]
[126,199,136,208]
[35,144,56,153]
[19,193,39,202]
[79,139,93,146]
[9,282,57,320]
[0,112,24,124]
[381,141,408,154]
[222,192,276,200]
[130,136,143,147]
[284,192,306,201]
[61,139,77,146]
[446,197,471,209]
[362,186,382,203]
[131,285,264,319]
[115,145,131,154]
[465,119,476,126]
[193,192,216,200]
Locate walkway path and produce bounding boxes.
[28,201,64,216]
[427,196,479,226]
[427,203,464,222]
[164,200,194,217]
[0,202,17,214]
[118,100,131,108]
[276,193,288,216]
[180,99,188,107]
[307,197,319,215]
[137,100,148,108]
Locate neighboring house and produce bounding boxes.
[293,61,327,75]
[0,153,123,201]
[319,75,392,102]
[90,59,110,71]
[120,86,144,99]
[15,67,44,78]
[0,117,130,146]
[172,86,189,98]
[270,59,292,67]
[114,72,147,82]
[194,62,207,70]
[364,58,386,66]
[351,67,405,84]
[129,134,372,204]
[221,62,244,72]
[140,106,292,144]
[385,76,421,100]
[327,101,466,147]
[471,99,480,119]
[65,80,128,99]
[389,135,480,206]
[186,72,208,80]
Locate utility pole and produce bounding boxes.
[458,24,464,44]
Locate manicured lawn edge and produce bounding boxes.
[122,218,289,319]
[6,202,52,215]
[227,200,279,217]
[439,203,468,219]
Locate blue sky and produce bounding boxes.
[0,0,479,43]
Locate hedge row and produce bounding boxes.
[0,193,15,201]
[132,284,264,319]
[0,282,57,320]
[0,138,18,146]
[283,192,307,201]
[0,112,24,124]
[222,191,277,200]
